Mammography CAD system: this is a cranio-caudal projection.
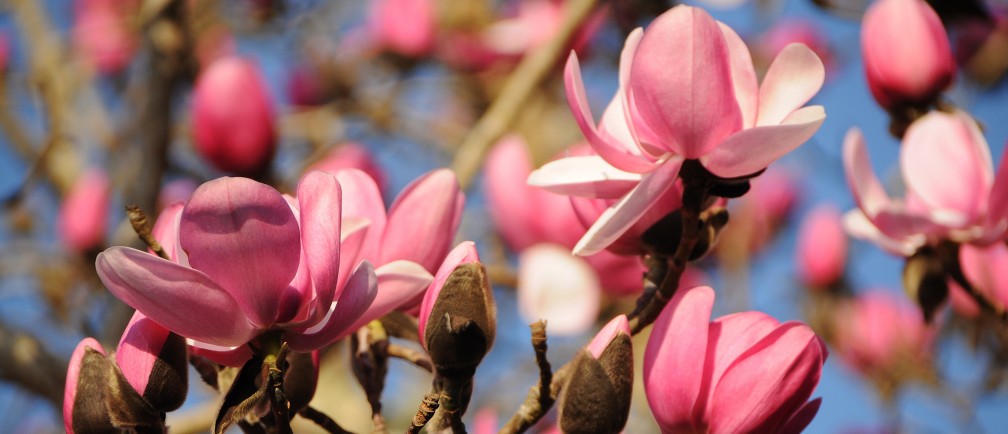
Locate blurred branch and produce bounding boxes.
[387,343,433,373]
[500,321,552,434]
[0,324,67,407]
[298,406,355,434]
[450,0,601,189]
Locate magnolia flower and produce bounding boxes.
[96,172,377,355]
[58,169,110,252]
[796,205,848,288]
[368,0,436,57]
[861,0,954,110]
[530,5,825,255]
[957,243,1008,314]
[644,285,826,433]
[843,111,1008,256]
[834,291,932,376]
[192,56,277,176]
[73,0,138,74]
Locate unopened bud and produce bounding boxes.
[285,350,321,414]
[558,316,633,434]
[116,312,189,412]
[64,339,115,434]
[903,249,948,322]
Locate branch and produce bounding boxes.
[450,0,601,189]
[298,406,355,434]
[126,205,170,260]
[499,321,552,434]
[0,324,67,407]
[387,343,433,373]
[406,393,441,434]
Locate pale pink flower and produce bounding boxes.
[861,0,954,110]
[307,143,387,195]
[192,56,276,176]
[644,285,826,434]
[368,0,437,57]
[834,291,932,375]
[530,5,825,255]
[96,172,377,356]
[796,205,848,288]
[58,169,110,252]
[843,111,1008,255]
[958,243,1008,312]
[73,0,138,74]
[517,244,601,336]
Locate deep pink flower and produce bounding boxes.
[834,291,932,375]
[796,205,848,288]
[861,0,954,110]
[368,0,436,57]
[59,169,110,252]
[843,111,1008,255]
[530,5,825,255]
[96,172,377,355]
[73,0,138,74]
[644,285,826,434]
[192,56,276,176]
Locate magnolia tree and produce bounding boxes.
[0,0,1006,433]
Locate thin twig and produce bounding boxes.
[126,205,170,260]
[500,321,552,434]
[406,393,441,434]
[298,406,354,434]
[387,343,433,373]
[450,0,601,189]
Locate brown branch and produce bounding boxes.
[0,324,67,407]
[500,321,552,434]
[125,205,170,260]
[406,393,441,434]
[298,406,355,434]
[386,343,433,373]
[450,0,601,189]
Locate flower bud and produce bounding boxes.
[796,205,848,289]
[284,350,321,413]
[861,0,955,111]
[64,338,115,434]
[903,248,948,322]
[115,311,189,412]
[558,315,633,434]
[192,56,276,177]
[58,169,110,253]
[73,0,138,75]
[418,242,496,378]
[368,0,436,57]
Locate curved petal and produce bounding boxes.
[116,311,171,397]
[527,155,642,199]
[287,261,378,352]
[842,128,890,217]
[179,177,301,327]
[335,168,387,260]
[629,6,742,158]
[344,260,434,333]
[517,244,601,337]
[702,105,824,179]
[96,247,258,347]
[188,342,253,367]
[698,311,780,422]
[986,147,1008,226]
[644,285,715,432]
[709,322,825,434]
[842,210,919,256]
[960,243,1008,309]
[718,22,758,128]
[779,397,822,434]
[756,43,826,127]
[333,218,371,312]
[902,111,992,221]
[573,157,683,256]
[587,315,630,359]
[381,169,464,272]
[564,53,657,173]
[297,171,343,309]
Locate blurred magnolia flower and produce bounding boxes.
[59,169,110,253]
[956,243,1008,314]
[834,291,933,378]
[517,244,601,336]
[843,111,1008,256]
[715,166,800,259]
[796,204,848,288]
[96,173,378,359]
[756,19,834,74]
[73,0,138,74]
[644,285,826,433]
[530,5,825,255]
[368,0,437,57]
[861,0,955,111]
[307,143,387,195]
[192,57,277,177]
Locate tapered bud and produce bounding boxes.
[284,351,321,413]
[418,242,497,378]
[558,315,633,434]
[903,249,948,322]
[116,311,189,412]
[862,0,955,111]
[192,56,276,176]
[58,169,110,253]
[64,338,115,434]
[796,205,847,289]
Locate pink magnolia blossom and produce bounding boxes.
[796,205,848,288]
[368,0,436,57]
[96,172,377,356]
[958,243,1008,313]
[644,285,826,434]
[861,0,955,110]
[530,5,825,255]
[843,111,1008,256]
[834,291,932,375]
[192,57,276,176]
[308,143,387,194]
[485,136,645,293]
[58,169,110,252]
[73,0,138,74]
[516,244,601,336]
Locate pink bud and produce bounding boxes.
[64,338,108,434]
[796,205,848,288]
[73,0,139,74]
[369,0,436,57]
[861,0,955,110]
[58,169,110,252]
[834,291,932,375]
[307,143,387,194]
[192,56,276,176]
[559,315,632,434]
[586,315,631,359]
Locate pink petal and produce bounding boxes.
[58,169,110,252]
[335,168,387,261]
[617,28,647,153]
[573,157,684,256]
[796,205,848,288]
[151,203,183,261]
[287,261,378,352]
[701,105,825,179]
[345,260,434,333]
[96,247,258,347]
[334,218,371,313]
[843,128,891,217]
[756,43,826,127]
[842,211,920,256]
[116,311,171,397]
[64,338,105,434]
[582,251,647,296]
[189,344,252,367]
[418,241,480,349]
[527,156,642,199]
[517,244,601,336]
[586,315,630,359]
[485,136,544,251]
[986,147,1008,227]
[779,397,822,434]
[628,6,742,158]
[708,322,825,434]
[381,169,464,272]
[960,243,1008,309]
[698,311,780,422]
[643,285,715,432]
[564,53,657,173]
[718,22,758,128]
[901,111,992,221]
[179,177,301,327]
[297,171,343,310]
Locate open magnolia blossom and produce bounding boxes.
[529,5,825,255]
[96,172,379,357]
[843,110,1008,256]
